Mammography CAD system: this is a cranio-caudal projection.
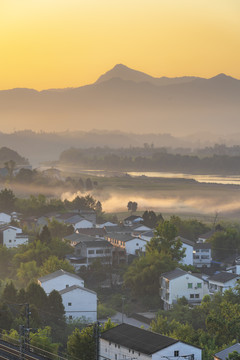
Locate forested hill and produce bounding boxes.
[0,147,29,166]
[59,147,240,175]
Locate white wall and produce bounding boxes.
[3,227,28,248]
[74,220,93,230]
[152,342,202,360]
[39,274,84,294]
[125,238,147,255]
[100,339,202,360]
[62,287,97,322]
[169,274,206,305]
[100,338,151,360]
[209,277,240,294]
[0,213,11,225]
[180,243,193,266]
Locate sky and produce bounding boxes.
[0,0,240,90]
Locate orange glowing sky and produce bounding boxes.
[1,0,240,90]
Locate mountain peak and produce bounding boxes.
[210,73,236,81]
[95,64,155,84]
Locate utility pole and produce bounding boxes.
[19,325,25,360]
[94,322,100,360]
[25,304,30,351]
[122,297,125,323]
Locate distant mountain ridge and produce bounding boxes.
[0,64,239,135]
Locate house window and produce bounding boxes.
[136,243,139,246]
[195,294,200,298]
[188,283,193,288]
[174,351,179,357]
[88,250,94,254]
[9,240,12,243]
[197,283,202,288]
[190,294,194,298]
[96,249,104,254]
[68,302,72,306]
[109,342,111,346]
[118,345,120,349]
[66,284,69,288]
[115,355,117,360]
[69,315,73,320]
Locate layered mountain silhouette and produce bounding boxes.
[0,64,239,135]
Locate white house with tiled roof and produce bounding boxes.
[176,236,194,266]
[59,285,97,322]
[0,225,28,248]
[208,271,240,294]
[38,269,97,321]
[214,343,240,360]
[0,213,11,225]
[160,268,208,310]
[38,269,84,294]
[100,323,202,360]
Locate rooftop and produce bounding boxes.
[38,269,83,283]
[176,236,195,247]
[214,343,240,360]
[209,271,239,283]
[161,268,187,281]
[101,323,178,355]
[59,284,96,296]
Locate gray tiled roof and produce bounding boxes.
[176,236,195,247]
[76,240,113,248]
[38,269,83,283]
[161,268,187,280]
[101,324,178,355]
[209,271,239,283]
[59,284,96,296]
[214,343,240,360]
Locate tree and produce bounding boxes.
[67,326,95,360]
[39,255,74,276]
[0,188,16,212]
[30,327,59,356]
[67,320,115,360]
[86,178,93,190]
[39,225,52,245]
[1,281,17,303]
[25,282,48,310]
[48,218,74,238]
[48,290,65,318]
[17,260,39,286]
[4,160,16,180]
[124,221,185,296]
[127,201,138,213]
[142,210,163,228]
[227,351,240,360]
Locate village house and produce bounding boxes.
[176,236,194,266]
[38,269,97,321]
[100,323,202,360]
[38,269,84,294]
[123,215,143,227]
[59,285,97,322]
[0,212,11,225]
[160,268,208,310]
[208,271,240,294]
[73,238,113,267]
[106,233,147,256]
[214,343,240,360]
[0,225,28,248]
[193,243,212,268]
